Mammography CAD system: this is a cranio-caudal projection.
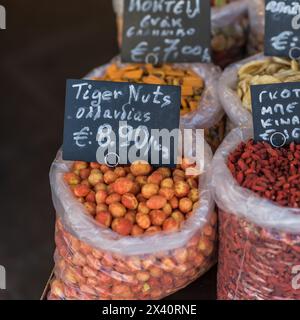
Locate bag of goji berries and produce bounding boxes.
[212,127,300,300]
[218,54,300,128]
[48,139,217,300]
[112,0,249,68]
[87,57,224,152]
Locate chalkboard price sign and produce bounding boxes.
[251,82,300,148]
[265,0,300,59]
[63,79,181,167]
[121,0,211,64]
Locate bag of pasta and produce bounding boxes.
[218,54,300,128]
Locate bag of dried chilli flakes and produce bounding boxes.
[212,127,300,300]
[86,57,224,152]
[48,137,217,300]
[218,54,300,128]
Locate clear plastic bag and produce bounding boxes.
[112,0,249,68]
[218,53,265,128]
[212,127,300,300]
[248,0,264,55]
[219,54,300,128]
[86,57,225,152]
[211,0,249,68]
[48,141,217,300]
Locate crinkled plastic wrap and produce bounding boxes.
[86,57,225,151]
[218,53,265,128]
[112,0,249,68]
[212,127,300,300]
[248,0,264,55]
[48,142,217,300]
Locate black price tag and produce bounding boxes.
[121,0,211,64]
[251,82,300,148]
[63,79,181,166]
[264,0,300,59]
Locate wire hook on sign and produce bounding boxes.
[289,46,300,60]
[145,53,159,66]
[270,132,287,148]
[288,13,300,59]
[104,152,120,168]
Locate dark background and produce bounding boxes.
[0,0,216,300]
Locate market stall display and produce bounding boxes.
[44,0,300,301]
[47,140,217,300]
[212,127,300,300]
[87,58,225,152]
[112,0,249,68]
[218,54,300,127]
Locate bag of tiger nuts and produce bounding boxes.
[86,57,224,152]
[248,0,265,55]
[48,139,217,300]
[218,54,300,128]
[212,127,300,300]
[112,0,249,68]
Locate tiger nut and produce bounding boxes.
[122,193,138,210]
[136,213,151,230]
[163,218,180,232]
[95,190,108,204]
[149,210,167,226]
[111,218,133,236]
[130,161,152,176]
[113,178,134,195]
[109,202,126,218]
[179,198,193,213]
[146,195,167,210]
[95,211,112,228]
[174,181,190,198]
[142,183,159,199]
[147,172,164,185]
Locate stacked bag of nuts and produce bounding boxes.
[248,0,264,55]
[211,0,249,68]
[212,127,300,300]
[218,54,300,127]
[87,58,224,152]
[48,139,217,300]
[113,0,249,68]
